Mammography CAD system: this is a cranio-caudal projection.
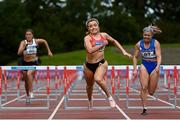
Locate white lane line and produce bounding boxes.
[2,95,26,106]
[1,87,44,106]
[131,88,180,109]
[115,104,131,120]
[48,96,64,120]
[97,85,131,120]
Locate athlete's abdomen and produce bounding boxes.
[86,52,104,63]
[23,54,38,62]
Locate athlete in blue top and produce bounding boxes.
[17,29,53,103]
[133,25,162,115]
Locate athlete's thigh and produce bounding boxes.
[21,70,27,80]
[22,70,27,75]
[140,64,149,88]
[27,70,35,75]
[83,64,94,86]
[94,61,108,80]
[149,70,159,92]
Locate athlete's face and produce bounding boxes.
[87,21,100,34]
[143,32,153,42]
[25,31,33,42]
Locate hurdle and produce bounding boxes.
[124,65,180,110]
[164,66,180,106]
[63,66,112,110]
[0,67,2,109]
[29,66,63,100]
[0,67,22,103]
[110,65,140,101]
[0,66,59,110]
[1,67,22,102]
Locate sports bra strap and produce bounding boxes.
[99,34,106,40]
[89,33,106,41]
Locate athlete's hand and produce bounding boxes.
[132,69,138,80]
[48,51,53,57]
[123,51,132,59]
[103,40,108,46]
[155,65,160,73]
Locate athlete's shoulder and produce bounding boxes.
[35,38,45,43]
[100,32,107,36]
[100,32,107,35]
[35,38,43,41]
[84,35,91,43]
[137,40,141,45]
[84,35,91,40]
[135,41,141,48]
[21,39,26,44]
[100,32,108,40]
[154,39,160,47]
[154,39,160,43]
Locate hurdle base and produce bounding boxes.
[0,106,49,110]
[68,98,107,101]
[65,106,111,110]
[17,98,57,102]
[127,106,176,109]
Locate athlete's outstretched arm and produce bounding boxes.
[103,33,132,58]
[36,39,53,56]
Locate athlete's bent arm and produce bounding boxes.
[84,36,107,54]
[36,39,53,56]
[17,41,26,56]
[155,40,161,72]
[133,42,140,78]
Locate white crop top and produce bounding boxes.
[23,39,38,55]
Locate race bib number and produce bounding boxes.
[95,41,105,52]
[24,45,37,55]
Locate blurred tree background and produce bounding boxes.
[0,0,179,65]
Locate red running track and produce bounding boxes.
[0,78,180,120]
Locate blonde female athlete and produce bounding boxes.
[84,18,132,111]
[133,25,162,115]
[17,29,53,103]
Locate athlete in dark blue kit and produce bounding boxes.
[133,25,162,115]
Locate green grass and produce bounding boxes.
[8,43,180,65]
[40,50,86,65]
[8,47,132,65]
[160,43,180,48]
[30,46,132,65]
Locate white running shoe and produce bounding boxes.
[88,100,93,111]
[108,96,116,108]
[30,92,34,99]
[26,96,30,103]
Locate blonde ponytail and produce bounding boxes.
[143,25,162,34]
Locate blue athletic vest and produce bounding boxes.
[140,39,157,61]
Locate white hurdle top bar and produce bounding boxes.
[0,65,180,70]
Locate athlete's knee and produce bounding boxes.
[149,92,154,96]
[141,86,148,92]
[27,71,32,77]
[94,75,99,81]
[149,91,155,96]
[86,85,93,90]
[95,79,103,84]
